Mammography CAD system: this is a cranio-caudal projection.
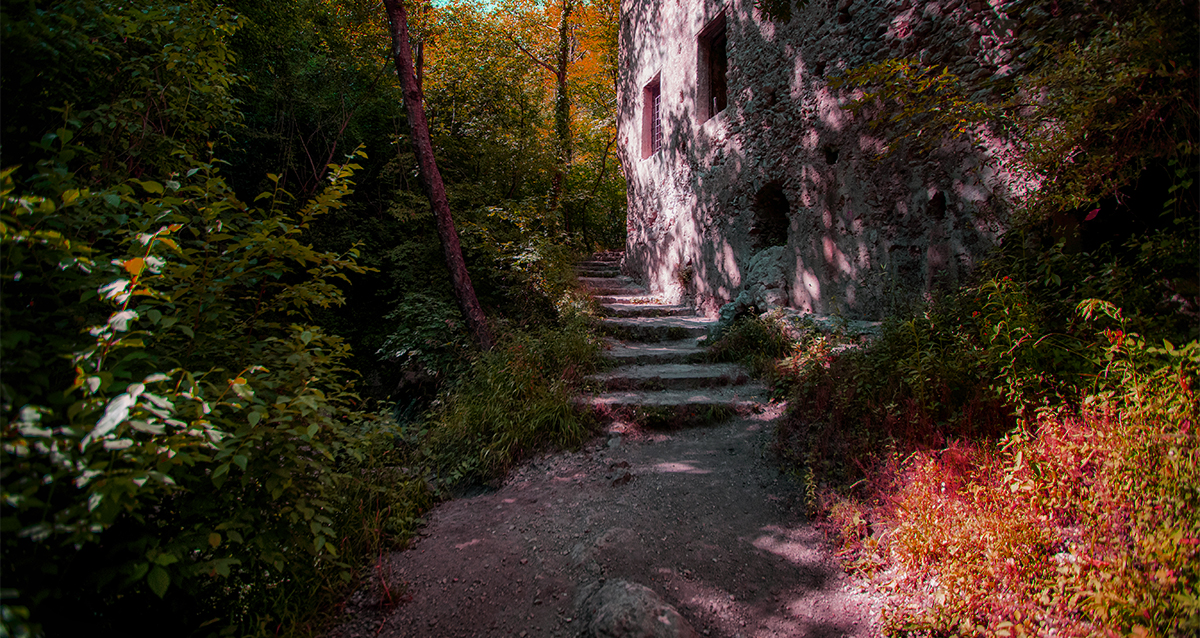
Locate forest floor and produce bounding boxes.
[332,255,884,638]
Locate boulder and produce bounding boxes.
[574,579,698,638]
[710,246,791,337]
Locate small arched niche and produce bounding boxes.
[750,181,790,250]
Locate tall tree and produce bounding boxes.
[506,0,577,213]
[383,0,494,351]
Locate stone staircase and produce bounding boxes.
[577,252,767,427]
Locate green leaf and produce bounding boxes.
[300,330,313,345]
[103,193,121,208]
[208,533,221,548]
[147,567,170,598]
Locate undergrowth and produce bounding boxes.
[770,214,1198,635]
[415,302,604,490]
[707,311,797,379]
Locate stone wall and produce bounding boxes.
[616,0,1033,319]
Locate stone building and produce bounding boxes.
[616,0,1031,320]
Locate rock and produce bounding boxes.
[574,579,699,638]
[709,246,791,338]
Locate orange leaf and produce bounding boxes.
[123,257,146,276]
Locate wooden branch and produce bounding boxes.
[508,35,562,81]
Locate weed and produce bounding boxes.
[708,313,794,378]
[419,308,603,490]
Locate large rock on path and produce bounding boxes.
[574,579,698,638]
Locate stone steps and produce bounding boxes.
[598,303,694,318]
[579,276,644,295]
[591,294,661,305]
[585,385,767,411]
[598,315,714,342]
[585,363,750,391]
[575,252,766,428]
[600,338,709,365]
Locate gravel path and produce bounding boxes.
[332,254,882,638]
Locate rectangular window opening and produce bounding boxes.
[641,75,662,159]
[698,14,728,122]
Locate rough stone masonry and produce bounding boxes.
[616,0,1036,320]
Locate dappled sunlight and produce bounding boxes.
[617,0,1025,320]
[648,460,712,474]
[454,538,483,550]
[751,524,826,569]
[552,472,590,483]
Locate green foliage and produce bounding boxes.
[417,307,603,490]
[0,124,387,633]
[1,1,243,181]
[833,58,995,157]
[707,312,796,379]
[754,0,809,24]
[1,0,627,634]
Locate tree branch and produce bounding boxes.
[508,34,562,81]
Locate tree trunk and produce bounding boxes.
[383,0,493,351]
[550,0,573,217]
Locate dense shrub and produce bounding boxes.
[772,217,1198,635]
[707,312,795,379]
[415,298,603,490]
[820,320,1199,637]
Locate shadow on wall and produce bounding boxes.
[618,0,1021,319]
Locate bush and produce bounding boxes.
[415,307,603,490]
[0,132,392,635]
[775,284,1198,636]
[707,312,795,379]
[842,330,1199,637]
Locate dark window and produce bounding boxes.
[709,31,727,116]
[698,14,727,122]
[642,76,662,158]
[751,182,790,250]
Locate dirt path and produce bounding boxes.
[333,254,882,638]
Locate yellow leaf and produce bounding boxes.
[123,257,146,275]
[208,533,221,548]
[233,377,247,385]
